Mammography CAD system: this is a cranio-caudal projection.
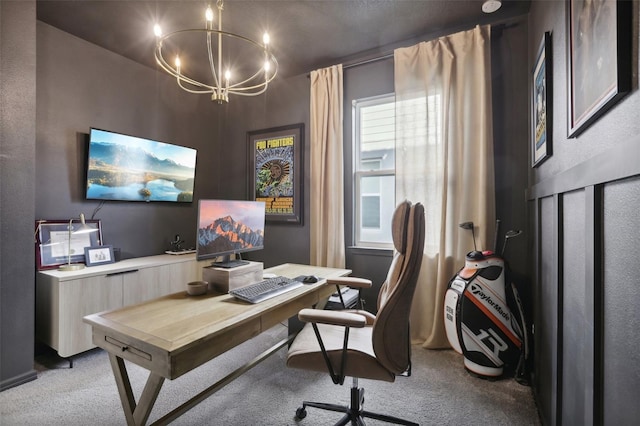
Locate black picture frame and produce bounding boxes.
[532,31,553,167]
[35,219,103,270]
[567,0,631,137]
[248,123,304,224]
[84,245,115,266]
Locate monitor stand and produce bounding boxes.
[212,255,249,269]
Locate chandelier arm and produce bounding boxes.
[157,56,213,92]
[177,78,215,94]
[155,45,216,92]
[206,31,221,88]
[227,55,278,91]
[228,71,278,93]
[230,86,269,97]
[227,70,266,90]
[176,73,215,91]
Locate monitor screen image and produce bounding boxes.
[196,199,266,266]
[85,128,197,203]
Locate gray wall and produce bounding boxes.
[35,22,219,258]
[0,1,38,390]
[220,73,311,268]
[528,1,640,424]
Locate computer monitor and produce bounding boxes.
[196,199,266,268]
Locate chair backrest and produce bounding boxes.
[372,201,425,374]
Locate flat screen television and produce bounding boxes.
[196,199,266,267]
[85,128,197,202]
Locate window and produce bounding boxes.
[352,93,436,249]
[353,94,395,248]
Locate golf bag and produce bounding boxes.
[444,250,528,380]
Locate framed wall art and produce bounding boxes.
[248,123,304,224]
[567,0,631,137]
[35,219,103,270]
[532,31,553,167]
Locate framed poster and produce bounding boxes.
[35,219,103,270]
[567,0,631,137]
[532,31,552,167]
[248,123,304,224]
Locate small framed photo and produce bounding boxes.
[532,31,552,167]
[84,245,115,267]
[35,219,103,270]
[248,123,304,224]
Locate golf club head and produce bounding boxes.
[505,230,523,239]
[459,221,477,250]
[501,229,523,256]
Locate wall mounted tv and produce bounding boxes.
[197,199,266,268]
[85,128,197,203]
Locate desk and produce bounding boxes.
[83,263,351,425]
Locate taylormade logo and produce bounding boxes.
[470,283,510,321]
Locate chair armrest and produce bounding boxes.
[298,308,367,328]
[326,277,372,289]
[342,309,376,325]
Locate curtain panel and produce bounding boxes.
[309,65,345,268]
[394,25,495,348]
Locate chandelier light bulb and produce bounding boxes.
[263,33,270,46]
[153,24,162,37]
[264,61,271,72]
[205,6,214,22]
[175,56,181,69]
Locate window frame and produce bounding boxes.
[352,93,396,249]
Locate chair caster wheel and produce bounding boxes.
[295,407,307,420]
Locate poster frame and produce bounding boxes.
[247,123,304,225]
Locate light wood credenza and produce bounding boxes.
[36,254,209,358]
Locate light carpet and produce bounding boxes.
[0,324,539,425]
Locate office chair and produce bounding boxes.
[287,200,425,425]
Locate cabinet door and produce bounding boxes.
[58,275,123,357]
[123,261,200,306]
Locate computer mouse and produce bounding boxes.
[302,275,319,284]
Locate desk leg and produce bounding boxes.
[109,353,165,426]
[152,335,295,425]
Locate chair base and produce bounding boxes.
[295,384,418,426]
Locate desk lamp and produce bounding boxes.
[59,213,98,271]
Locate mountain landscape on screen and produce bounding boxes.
[198,215,264,255]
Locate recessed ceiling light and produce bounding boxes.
[482,0,502,14]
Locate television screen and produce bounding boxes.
[196,199,265,267]
[85,128,197,202]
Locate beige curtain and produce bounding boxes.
[309,65,345,268]
[394,25,495,348]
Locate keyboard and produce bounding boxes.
[229,276,303,304]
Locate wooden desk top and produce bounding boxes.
[84,263,351,379]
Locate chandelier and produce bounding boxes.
[153,0,278,103]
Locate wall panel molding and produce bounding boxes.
[527,135,640,201]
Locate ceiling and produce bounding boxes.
[36,0,530,79]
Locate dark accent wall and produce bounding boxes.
[528,1,640,424]
[0,1,38,391]
[217,73,311,268]
[35,22,219,258]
